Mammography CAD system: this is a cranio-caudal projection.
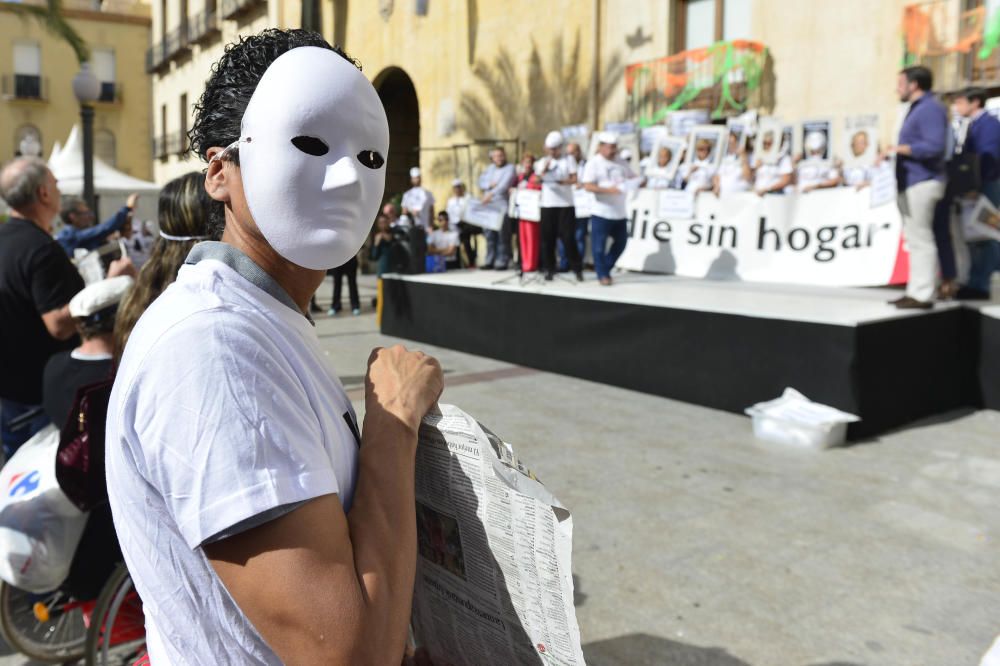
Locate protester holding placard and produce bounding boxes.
[887,65,950,309]
[714,131,753,196]
[796,132,842,193]
[953,86,1000,299]
[680,138,719,193]
[751,128,793,196]
[477,146,516,270]
[515,153,542,273]
[536,131,583,281]
[582,132,637,286]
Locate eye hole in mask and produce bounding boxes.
[291,136,330,156]
[357,150,385,170]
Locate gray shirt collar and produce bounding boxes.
[185,241,313,325]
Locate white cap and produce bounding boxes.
[69,276,133,319]
[805,131,827,152]
[597,131,618,145]
[620,148,633,161]
[544,130,564,148]
[409,167,421,178]
[452,178,464,187]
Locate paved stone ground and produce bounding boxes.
[3,274,997,665]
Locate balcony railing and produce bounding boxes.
[624,41,770,124]
[220,0,264,19]
[145,41,170,73]
[903,1,999,92]
[165,131,190,157]
[165,23,191,59]
[187,9,220,43]
[1,74,48,101]
[153,135,168,160]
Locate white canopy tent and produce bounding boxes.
[47,125,160,225]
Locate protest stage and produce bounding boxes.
[982,306,1000,411]
[381,271,991,440]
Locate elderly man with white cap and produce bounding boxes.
[477,145,517,269]
[795,131,841,193]
[536,130,583,280]
[401,166,435,230]
[41,275,132,429]
[581,131,638,286]
[104,30,443,665]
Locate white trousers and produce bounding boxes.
[897,179,946,302]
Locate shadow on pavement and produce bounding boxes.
[583,632,752,666]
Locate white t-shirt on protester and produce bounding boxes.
[581,153,636,220]
[796,159,840,192]
[843,165,873,187]
[535,154,578,208]
[716,153,751,195]
[428,229,459,258]
[752,154,793,193]
[680,160,717,192]
[402,186,435,228]
[106,247,360,666]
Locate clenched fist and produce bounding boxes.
[365,345,444,433]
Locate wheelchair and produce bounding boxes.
[0,408,146,665]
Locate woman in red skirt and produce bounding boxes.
[514,152,542,273]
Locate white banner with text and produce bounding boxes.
[617,187,909,287]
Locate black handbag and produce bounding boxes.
[947,150,981,198]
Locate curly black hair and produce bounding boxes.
[188,28,360,236]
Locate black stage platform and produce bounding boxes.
[381,271,997,440]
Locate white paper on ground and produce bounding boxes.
[745,388,860,449]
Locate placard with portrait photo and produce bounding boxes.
[648,135,687,180]
[797,118,834,164]
[842,114,879,169]
[754,117,784,165]
[685,125,727,171]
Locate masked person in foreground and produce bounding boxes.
[105,30,443,664]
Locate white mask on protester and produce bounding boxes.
[235,46,389,270]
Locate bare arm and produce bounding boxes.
[40,305,75,340]
[205,345,443,666]
[583,183,621,195]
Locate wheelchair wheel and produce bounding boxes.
[0,581,87,662]
[85,564,145,666]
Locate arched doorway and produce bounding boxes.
[373,67,419,201]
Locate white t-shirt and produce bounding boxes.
[446,195,468,225]
[535,154,578,208]
[680,160,717,192]
[752,154,793,193]
[402,186,435,228]
[581,153,636,220]
[106,249,360,666]
[796,159,840,192]
[428,229,459,258]
[716,153,751,195]
[843,165,873,187]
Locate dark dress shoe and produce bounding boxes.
[309,299,323,313]
[575,271,584,282]
[956,286,991,300]
[894,296,934,310]
[544,272,554,281]
[495,264,509,270]
[481,264,495,270]
[888,295,908,305]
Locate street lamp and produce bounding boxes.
[71,63,100,216]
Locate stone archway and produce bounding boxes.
[373,67,420,201]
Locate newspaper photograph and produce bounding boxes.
[412,405,585,666]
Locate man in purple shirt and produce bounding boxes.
[887,65,949,309]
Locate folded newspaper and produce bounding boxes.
[412,405,585,665]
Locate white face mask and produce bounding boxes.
[237,46,389,270]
